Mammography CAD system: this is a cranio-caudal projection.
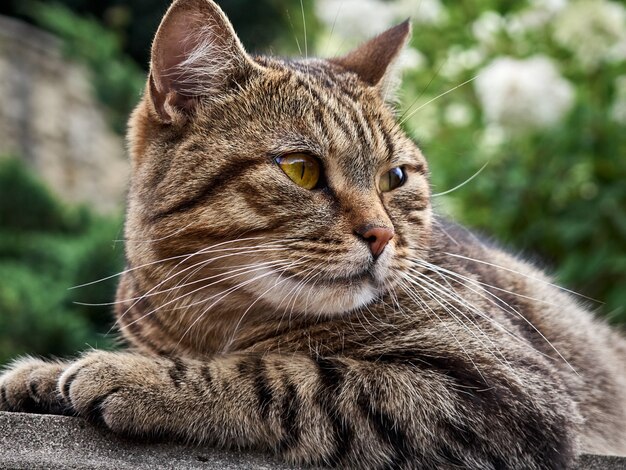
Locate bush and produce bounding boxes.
[0,158,124,364]
[21,1,146,134]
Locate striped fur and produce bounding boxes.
[1,1,625,468]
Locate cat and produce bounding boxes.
[1,0,625,468]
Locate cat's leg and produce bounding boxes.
[0,357,69,415]
[57,349,578,469]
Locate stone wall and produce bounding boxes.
[0,15,129,213]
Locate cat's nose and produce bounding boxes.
[355,225,395,258]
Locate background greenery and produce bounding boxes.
[0,0,624,363]
[0,159,123,363]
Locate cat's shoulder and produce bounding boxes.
[429,215,554,288]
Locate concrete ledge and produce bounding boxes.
[0,412,297,469]
[0,411,624,469]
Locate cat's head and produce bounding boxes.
[125,0,431,319]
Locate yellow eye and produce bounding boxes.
[276,153,320,190]
[379,167,407,192]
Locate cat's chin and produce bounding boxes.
[247,268,382,316]
[299,283,380,316]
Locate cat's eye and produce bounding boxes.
[276,153,320,190]
[379,167,407,192]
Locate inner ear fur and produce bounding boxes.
[148,0,258,124]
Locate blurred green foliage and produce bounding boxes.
[0,158,124,364]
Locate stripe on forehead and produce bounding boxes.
[288,71,391,189]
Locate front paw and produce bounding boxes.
[58,351,174,435]
[0,357,68,414]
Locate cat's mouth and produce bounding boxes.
[301,267,376,287]
[279,254,385,287]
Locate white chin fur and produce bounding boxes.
[248,270,380,316]
[243,248,393,316]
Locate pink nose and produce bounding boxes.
[356,225,395,258]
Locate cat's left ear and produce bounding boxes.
[330,20,411,101]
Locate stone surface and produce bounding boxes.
[0,412,298,469]
[576,453,626,470]
[0,15,128,213]
[0,411,624,469]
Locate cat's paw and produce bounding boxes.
[58,351,173,435]
[0,357,69,414]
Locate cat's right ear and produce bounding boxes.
[148,0,258,125]
[330,21,411,102]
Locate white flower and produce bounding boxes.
[479,124,506,154]
[505,1,568,40]
[440,46,486,79]
[444,103,473,127]
[506,8,554,38]
[315,0,448,46]
[529,0,568,14]
[393,0,447,26]
[315,0,395,42]
[608,38,626,64]
[553,0,626,70]
[472,11,505,46]
[474,55,575,131]
[610,75,626,125]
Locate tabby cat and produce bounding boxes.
[1,0,625,468]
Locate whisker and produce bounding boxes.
[443,252,601,303]
[395,277,490,386]
[225,256,312,349]
[114,220,196,244]
[119,259,304,331]
[300,0,307,60]
[82,247,288,307]
[151,250,291,306]
[286,8,302,56]
[109,244,291,334]
[287,263,321,318]
[302,267,328,315]
[69,236,272,289]
[175,260,309,349]
[401,271,514,372]
[398,57,447,122]
[280,264,324,327]
[411,259,579,375]
[431,162,489,197]
[322,0,343,57]
[273,262,325,333]
[399,75,479,126]
[413,258,562,308]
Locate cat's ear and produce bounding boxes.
[148,0,257,124]
[330,20,411,100]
